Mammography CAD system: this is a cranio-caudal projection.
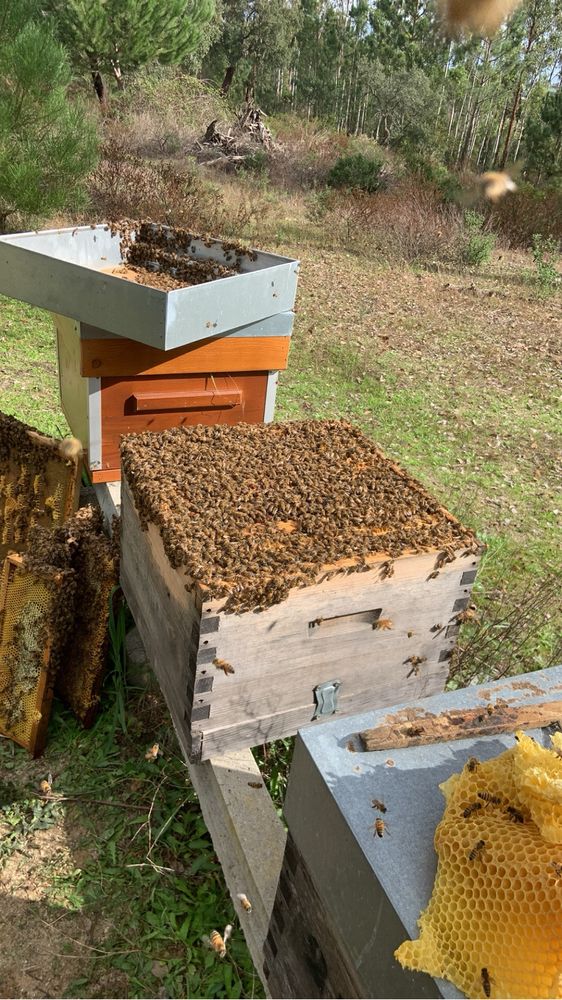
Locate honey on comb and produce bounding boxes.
[395,732,562,998]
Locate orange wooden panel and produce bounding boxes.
[99,372,268,472]
[81,335,291,376]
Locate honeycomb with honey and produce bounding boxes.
[395,731,562,998]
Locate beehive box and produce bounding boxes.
[0,222,299,349]
[55,310,293,482]
[263,667,562,999]
[120,421,482,763]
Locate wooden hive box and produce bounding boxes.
[120,421,482,762]
[56,311,293,482]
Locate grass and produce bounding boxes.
[0,221,560,997]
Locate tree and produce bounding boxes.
[525,86,562,180]
[0,18,99,230]
[46,0,216,104]
[204,0,302,103]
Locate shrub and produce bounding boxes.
[0,20,98,231]
[327,153,384,194]
[490,183,562,248]
[531,234,560,296]
[461,210,495,267]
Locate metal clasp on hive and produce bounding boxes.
[313,680,342,719]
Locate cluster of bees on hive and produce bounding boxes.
[121,420,479,613]
[110,219,258,290]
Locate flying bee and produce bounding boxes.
[237,893,252,912]
[463,802,482,818]
[468,839,486,861]
[506,806,524,823]
[478,791,501,806]
[214,658,235,675]
[372,799,387,813]
[374,818,388,838]
[204,924,233,958]
[145,743,161,761]
[481,967,492,998]
[466,757,479,772]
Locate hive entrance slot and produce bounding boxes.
[308,608,382,635]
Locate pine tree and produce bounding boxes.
[0,17,98,231]
[46,0,216,103]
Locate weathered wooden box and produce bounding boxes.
[55,311,292,482]
[120,421,481,762]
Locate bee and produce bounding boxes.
[456,607,478,623]
[549,862,562,878]
[372,798,387,813]
[430,623,442,632]
[466,757,479,772]
[407,630,415,637]
[551,746,562,760]
[373,618,393,630]
[427,570,440,580]
[405,725,424,737]
[145,743,161,760]
[248,781,262,789]
[463,802,482,818]
[374,818,388,838]
[380,560,394,579]
[468,839,486,861]
[39,772,53,795]
[214,658,235,675]
[204,924,233,958]
[506,806,524,823]
[346,740,357,752]
[478,791,501,806]
[481,966,492,998]
[486,704,494,716]
[237,893,252,912]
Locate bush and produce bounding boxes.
[0,19,98,231]
[531,234,560,295]
[461,210,495,267]
[327,153,384,193]
[490,183,562,248]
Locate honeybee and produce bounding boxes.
[405,725,424,737]
[39,772,53,795]
[481,966,492,998]
[372,799,387,813]
[478,791,501,806]
[204,924,232,958]
[145,743,161,760]
[237,893,252,912]
[380,560,394,579]
[468,839,486,861]
[456,607,478,624]
[373,618,393,630]
[506,806,524,823]
[463,802,482,818]
[427,570,440,580]
[214,658,235,675]
[549,862,562,878]
[466,757,479,772]
[248,781,262,789]
[374,818,388,837]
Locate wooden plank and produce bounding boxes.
[187,750,286,990]
[359,699,562,751]
[81,335,291,376]
[100,372,268,471]
[132,387,241,411]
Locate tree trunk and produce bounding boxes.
[220,65,236,95]
[91,70,106,105]
[244,66,256,104]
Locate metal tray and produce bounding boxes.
[0,225,299,351]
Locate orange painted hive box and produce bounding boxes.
[120,420,482,761]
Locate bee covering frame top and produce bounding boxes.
[0,224,299,351]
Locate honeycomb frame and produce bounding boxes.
[0,554,68,755]
[0,411,81,561]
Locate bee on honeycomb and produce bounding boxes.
[395,731,562,999]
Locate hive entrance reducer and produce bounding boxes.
[120,420,482,762]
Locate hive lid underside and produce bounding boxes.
[288,664,562,998]
[0,226,299,350]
